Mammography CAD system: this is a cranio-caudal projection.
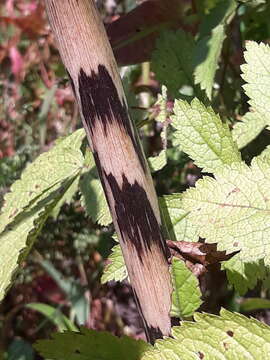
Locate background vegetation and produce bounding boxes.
[1,0,270,358]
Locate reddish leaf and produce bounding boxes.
[167,240,237,266]
[9,46,23,78]
[107,0,192,65]
[1,4,46,38]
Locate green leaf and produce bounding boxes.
[0,129,86,302]
[35,327,150,360]
[194,0,237,99]
[232,111,267,149]
[148,87,169,173]
[232,41,270,148]
[241,41,270,118]
[181,157,270,293]
[101,244,128,284]
[172,98,241,173]
[79,169,112,226]
[145,309,270,359]
[50,175,81,219]
[153,86,169,123]
[26,303,78,332]
[159,194,199,242]
[224,257,267,295]
[194,24,225,100]
[152,30,196,98]
[121,65,142,124]
[240,298,270,312]
[170,258,202,318]
[148,150,167,172]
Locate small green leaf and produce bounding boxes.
[101,244,128,284]
[79,170,112,226]
[240,298,270,312]
[26,303,78,332]
[153,86,169,123]
[194,0,237,99]
[148,150,167,172]
[171,258,202,318]
[35,327,150,360]
[194,24,226,99]
[159,194,199,242]
[40,260,89,325]
[172,98,241,173]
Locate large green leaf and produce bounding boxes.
[172,98,241,173]
[182,157,270,259]
[0,129,86,302]
[145,309,270,359]
[181,156,270,293]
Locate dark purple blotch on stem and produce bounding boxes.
[78,65,146,172]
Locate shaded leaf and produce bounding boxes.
[40,260,89,325]
[35,327,150,360]
[7,339,34,360]
[152,29,196,98]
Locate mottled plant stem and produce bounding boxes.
[45,0,172,342]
